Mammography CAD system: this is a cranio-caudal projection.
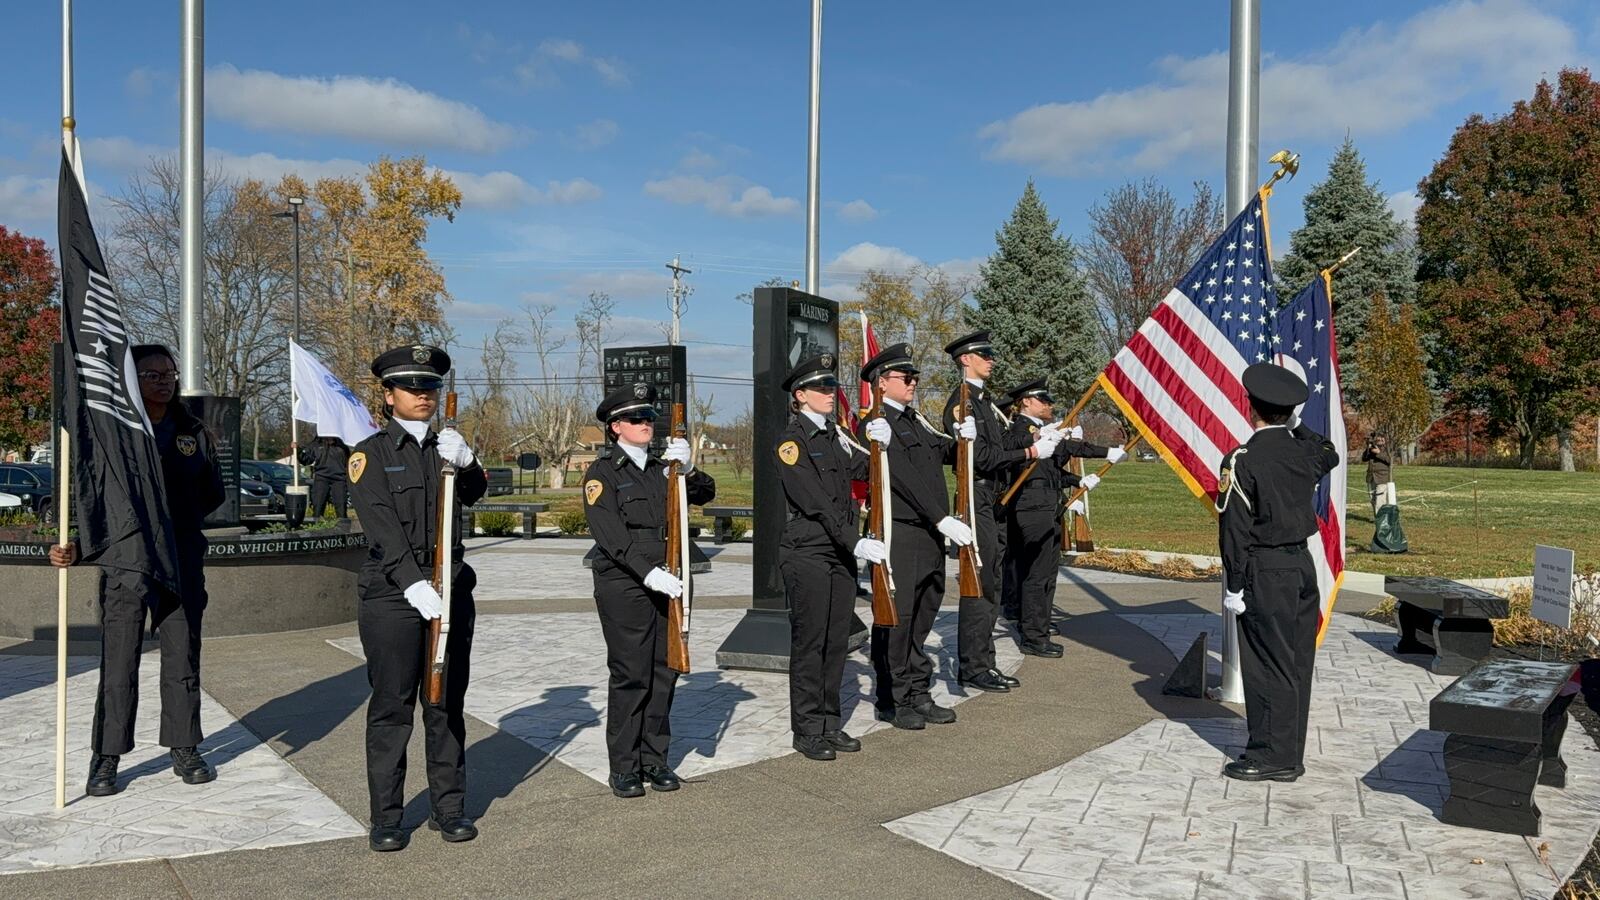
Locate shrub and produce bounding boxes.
[727,517,751,541]
[476,511,519,537]
[556,510,589,535]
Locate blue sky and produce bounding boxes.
[3,0,1595,411]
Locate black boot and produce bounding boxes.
[822,730,861,752]
[369,825,408,852]
[912,702,957,725]
[792,734,837,761]
[641,764,681,792]
[992,668,1021,687]
[170,746,215,785]
[960,670,1010,693]
[427,813,478,842]
[610,771,645,798]
[86,753,121,797]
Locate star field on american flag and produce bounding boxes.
[1179,193,1277,362]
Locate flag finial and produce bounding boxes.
[1263,150,1300,192]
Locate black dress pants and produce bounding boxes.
[93,567,205,755]
[957,482,1002,680]
[871,522,944,711]
[594,570,678,775]
[782,543,855,735]
[1238,545,1320,769]
[1010,508,1062,648]
[310,476,348,518]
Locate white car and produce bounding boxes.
[0,493,22,510]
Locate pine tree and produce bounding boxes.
[1275,138,1416,388]
[968,180,1101,402]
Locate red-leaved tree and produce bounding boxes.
[0,226,60,455]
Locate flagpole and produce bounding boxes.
[56,0,76,811]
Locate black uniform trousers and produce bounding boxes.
[358,572,476,827]
[957,480,1003,681]
[782,543,855,734]
[310,476,348,518]
[1009,508,1062,648]
[872,521,944,712]
[92,563,205,755]
[1238,545,1319,769]
[594,566,678,775]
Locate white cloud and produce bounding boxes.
[979,0,1582,175]
[564,119,620,150]
[836,199,879,223]
[820,244,985,301]
[124,67,163,101]
[515,39,630,89]
[643,175,799,218]
[1386,190,1422,226]
[678,148,722,171]
[447,172,603,209]
[0,175,57,229]
[207,64,520,153]
[567,271,671,300]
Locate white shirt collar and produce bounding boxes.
[1024,413,1044,425]
[883,397,906,412]
[1254,423,1289,433]
[965,376,985,390]
[395,418,430,442]
[618,442,648,469]
[800,409,827,431]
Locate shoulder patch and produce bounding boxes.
[1214,448,1248,513]
[778,440,800,466]
[584,479,604,505]
[348,451,367,484]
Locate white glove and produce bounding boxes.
[957,416,977,441]
[1287,411,1303,431]
[1034,433,1061,459]
[643,567,684,598]
[663,437,693,471]
[936,516,974,547]
[1038,421,1065,438]
[1068,499,1086,516]
[1105,446,1128,465]
[864,417,892,446]
[1079,473,1101,492]
[853,538,888,564]
[436,427,475,467]
[403,581,444,620]
[1223,590,1246,615]
[1066,424,1084,441]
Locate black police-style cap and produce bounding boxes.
[943,330,993,360]
[782,353,839,393]
[1242,362,1308,409]
[1009,378,1053,405]
[372,344,450,389]
[596,382,659,424]
[860,342,919,383]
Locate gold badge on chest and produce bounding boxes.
[176,435,197,456]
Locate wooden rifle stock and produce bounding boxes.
[953,381,983,597]
[1066,456,1095,552]
[424,392,459,707]
[999,382,1100,507]
[664,403,692,673]
[864,394,898,626]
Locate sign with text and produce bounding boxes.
[1532,544,1575,629]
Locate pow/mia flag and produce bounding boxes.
[57,148,179,593]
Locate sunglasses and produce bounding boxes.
[619,415,657,425]
[803,377,840,391]
[884,372,919,384]
[971,350,995,361]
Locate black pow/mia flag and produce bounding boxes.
[57,149,179,593]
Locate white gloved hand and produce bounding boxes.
[853,538,888,564]
[1034,433,1062,459]
[403,581,444,620]
[1287,410,1303,431]
[1038,421,1065,438]
[435,427,476,467]
[643,567,685,598]
[864,417,892,446]
[1066,424,1084,441]
[936,516,974,547]
[1079,473,1101,492]
[1068,499,1086,516]
[1105,445,1128,465]
[1223,591,1246,615]
[663,437,694,471]
[957,416,977,441]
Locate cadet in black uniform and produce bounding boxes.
[775,354,889,760]
[348,345,487,851]
[861,344,970,731]
[49,344,225,797]
[1218,363,1341,783]
[582,383,715,798]
[299,436,350,518]
[1001,379,1127,657]
[941,332,1062,692]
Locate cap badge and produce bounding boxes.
[633,384,649,399]
[412,347,430,364]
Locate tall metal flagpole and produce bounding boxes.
[804,0,822,294]
[1216,0,1260,706]
[56,0,80,812]
[180,0,205,396]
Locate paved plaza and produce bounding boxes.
[0,537,1593,898]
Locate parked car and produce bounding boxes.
[1136,448,1158,462]
[485,467,515,496]
[0,492,22,510]
[0,463,53,519]
[238,478,284,520]
[240,459,296,499]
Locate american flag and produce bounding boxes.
[1097,189,1277,502]
[1274,273,1348,639]
[844,315,882,503]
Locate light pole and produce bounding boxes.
[274,196,307,525]
[274,196,304,341]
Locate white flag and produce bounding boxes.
[291,340,380,446]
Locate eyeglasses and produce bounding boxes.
[884,373,919,384]
[804,377,839,391]
[619,415,656,426]
[138,370,180,384]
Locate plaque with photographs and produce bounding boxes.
[603,344,688,449]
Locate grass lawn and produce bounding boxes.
[493,459,1597,579]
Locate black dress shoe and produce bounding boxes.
[1019,641,1064,658]
[822,730,861,752]
[912,702,957,725]
[961,671,1010,693]
[793,734,837,761]
[641,764,681,791]
[86,753,121,797]
[873,706,897,723]
[1223,760,1303,782]
[369,825,408,852]
[427,813,478,842]
[170,746,215,785]
[890,708,926,730]
[610,771,646,798]
[992,668,1021,687]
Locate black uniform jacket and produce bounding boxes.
[299,441,350,480]
[873,400,955,528]
[582,446,715,583]
[155,401,226,538]
[1005,416,1108,514]
[942,381,1032,481]
[776,413,869,553]
[348,419,488,598]
[1216,424,1342,593]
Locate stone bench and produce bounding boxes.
[703,505,754,544]
[1387,575,1509,675]
[1429,657,1580,836]
[460,502,550,540]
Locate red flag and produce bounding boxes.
[847,315,882,503]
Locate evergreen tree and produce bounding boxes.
[968,181,1101,402]
[1275,138,1416,386]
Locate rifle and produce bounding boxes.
[864,393,899,626]
[999,382,1099,507]
[664,403,693,674]
[1064,455,1094,552]
[423,392,458,707]
[953,381,983,598]
[1060,433,1147,513]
